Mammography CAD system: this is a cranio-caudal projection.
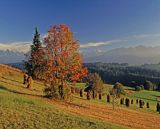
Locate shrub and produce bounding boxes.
[140,85,144,90]
[113,82,126,97]
[143,81,154,90]
[135,86,142,91]
[44,86,59,99]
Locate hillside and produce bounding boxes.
[0,64,160,129]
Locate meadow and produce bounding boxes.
[0,64,160,129]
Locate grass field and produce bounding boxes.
[0,64,160,129]
[0,88,126,129]
[0,64,126,129]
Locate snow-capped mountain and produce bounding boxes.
[84,45,160,65]
[0,42,31,64]
[1,42,160,65]
[0,42,31,53]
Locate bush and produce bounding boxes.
[113,82,126,97]
[44,86,59,99]
[44,85,71,100]
[135,86,142,91]
[140,85,144,90]
[144,81,154,90]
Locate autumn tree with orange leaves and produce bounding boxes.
[44,24,88,99]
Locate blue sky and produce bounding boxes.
[1,0,160,50]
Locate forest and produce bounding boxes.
[85,62,160,91]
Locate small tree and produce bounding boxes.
[110,82,126,110]
[113,82,125,97]
[25,28,45,80]
[85,73,103,99]
[144,81,154,90]
[135,86,141,91]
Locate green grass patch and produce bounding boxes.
[0,87,126,129]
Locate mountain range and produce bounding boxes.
[83,45,160,65]
[1,43,160,65]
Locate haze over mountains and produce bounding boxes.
[1,43,160,65]
[83,45,160,65]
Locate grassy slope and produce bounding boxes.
[0,64,160,129]
[74,83,160,113]
[0,64,125,129]
[0,89,125,129]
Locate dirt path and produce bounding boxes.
[42,97,160,129]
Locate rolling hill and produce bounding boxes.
[0,64,160,129]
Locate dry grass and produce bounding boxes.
[0,64,160,129]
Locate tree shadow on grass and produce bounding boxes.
[151,94,160,97]
[64,101,90,109]
[0,85,42,97]
[0,78,23,88]
[73,95,87,100]
[1,76,22,84]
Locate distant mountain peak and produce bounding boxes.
[84,45,160,65]
[0,42,31,53]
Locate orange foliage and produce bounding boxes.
[44,24,88,84]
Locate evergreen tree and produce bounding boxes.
[25,27,45,79]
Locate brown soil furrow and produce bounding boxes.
[42,98,160,129]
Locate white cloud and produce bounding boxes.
[0,41,31,53]
[80,40,122,48]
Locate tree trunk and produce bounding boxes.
[112,96,115,110]
[58,79,64,99]
[92,90,95,99]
